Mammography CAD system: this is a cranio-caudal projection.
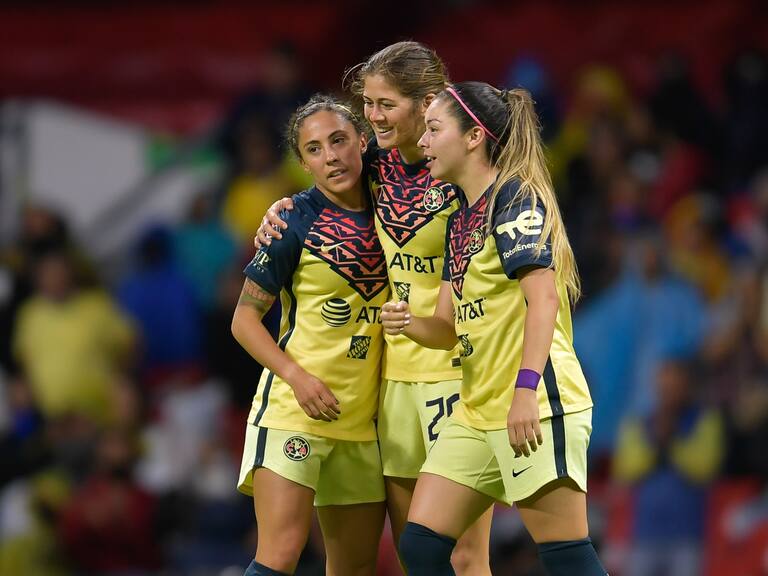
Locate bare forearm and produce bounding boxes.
[382,282,457,350]
[231,306,300,381]
[232,296,340,421]
[232,278,301,381]
[404,315,457,350]
[519,295,558,372]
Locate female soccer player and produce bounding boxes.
[255,43,493,575]
[232,95,389,576]
[381,82,607,575]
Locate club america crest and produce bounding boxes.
[283,436,310,461]
[468,229,485,254]
[423,187,446,212]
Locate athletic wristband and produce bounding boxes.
[515,368,541,391]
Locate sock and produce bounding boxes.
[538,538,608,575]
[399,521,457,575]
[244,559,291,576]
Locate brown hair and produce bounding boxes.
[437,82,581,302]
[285,94,366,159]
[343,41,449,103]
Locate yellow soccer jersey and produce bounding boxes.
[366,143,462,382]
[244,187,389,441]
[442,181,593,430]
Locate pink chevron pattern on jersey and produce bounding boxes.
[372,148,457,247]
[447,194,489,299]
[304,208,388,301]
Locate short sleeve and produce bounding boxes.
[441,212,457,282]
[492,195,552,279]
[243,209,303,295]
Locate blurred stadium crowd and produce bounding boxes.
[1,2,767,575]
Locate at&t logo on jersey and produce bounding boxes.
[423,187,446,212]
[321,298,352,327]
[347,335,372,359]
[496,209,544,240]
[283,436,310,461]
[356,306,381,324]
[389,252,440,274]
[456,298,486,323]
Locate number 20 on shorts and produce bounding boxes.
[426,393,460,441]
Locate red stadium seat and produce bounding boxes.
[704,479,768,576]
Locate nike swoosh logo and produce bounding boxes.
[512,466,532,478]
[320,242,345,253]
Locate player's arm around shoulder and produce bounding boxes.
[380,280,457,350]
[254,196,297,248]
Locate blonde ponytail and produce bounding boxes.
[490,88,581,302]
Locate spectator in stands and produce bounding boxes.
[649,53,718,156]
[548,66,630,188]
[0,376,47,490]
[723,49,768,190]
[59,426,161,574]
[174,191,238,311]
[502,55,561,142]
[575,230,705,455]
[563,117,632,296]
[13,247,134,423]
[117,224,202,386]
[0,204,95,376]
[702,262,768,478]
[663,194,731,303]
[613,358,723,576]
[728,169,768,263]
[0,470,71,576]
[220,114,304,245]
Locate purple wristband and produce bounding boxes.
[515,369,541,391]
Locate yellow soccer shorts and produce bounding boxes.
[420,408,592,506]
[238,424,385,507]
[377,379,463,478]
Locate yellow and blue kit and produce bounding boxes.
[420,179,594,503]
[243,186,389,442]
[366,143,462,382]
[442,180,593,429]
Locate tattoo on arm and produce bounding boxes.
[239,279,276,315]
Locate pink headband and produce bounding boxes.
[445,86,499,143]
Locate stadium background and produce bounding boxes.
[1,0,767,574]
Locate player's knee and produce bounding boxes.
[326,557,378,576]
[451,538,490,575]
[256,530,305,573]
[326,548,378,576]
[399,521,456,575]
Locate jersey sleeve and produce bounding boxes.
[441,212,457,282]
[243,208,303,295]
[492,192,553,279]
